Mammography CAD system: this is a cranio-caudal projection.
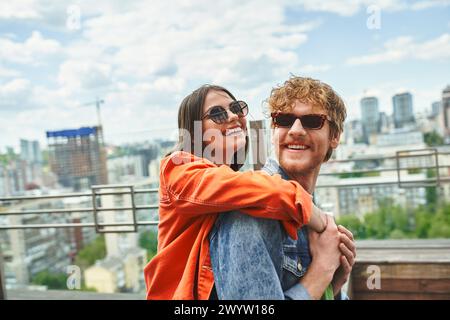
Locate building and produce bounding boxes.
[107,143,159,184]
[316,171,427,218]
[107,155,147,184]
[1,196,96,287]
[84,248,146,293]
[318,143,450,218]
[360,97,380,141]
[46,126,108,191]
[1,160,25,196]
[344,120,366,145]
[20,140,42,164]
[431,101,441,117]
[393,92,415,129]
[84,256,125,293]
[376,128,424,147]
[379,112,391,133]
[82,182,151,293]
[442,85,450,140]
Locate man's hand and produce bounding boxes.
[331,225,356,297]
[301,215,341,299]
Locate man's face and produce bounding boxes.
[272,100,340,176]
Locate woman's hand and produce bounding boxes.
[331,225,356,297]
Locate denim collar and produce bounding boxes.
[262,158,316,203]
[262,158,290,180]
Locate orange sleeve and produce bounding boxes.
[160,151,312,239]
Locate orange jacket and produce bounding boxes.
[144,151,313,300]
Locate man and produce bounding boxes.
[209,76,356,300]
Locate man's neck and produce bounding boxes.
[284,169,320,194]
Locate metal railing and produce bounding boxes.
[0,148,449,299]
[318,148,450,189]
[1,148,449,231]
[0,185,159,232]
[0,245,6,300]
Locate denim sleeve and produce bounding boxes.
[209,211,310,300]
[336,290,350,300]
[284,283,312,300]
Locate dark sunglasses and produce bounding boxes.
[271,113,331,130]
[201,100,249,124]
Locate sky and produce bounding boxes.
[0,0,449,151]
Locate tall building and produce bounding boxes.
[46,126,108,191]
[20,140,42,164]
[19,139,43,190]
[442,85,450,138]
[379,112,391,133]
[360,97,380,139]
[344,120,366,145]
[393,92,415,129]
[431,101,441,117]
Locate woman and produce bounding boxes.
[144,85,330,300]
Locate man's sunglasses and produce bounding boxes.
[201,100,249,124]
[271,113,331,130]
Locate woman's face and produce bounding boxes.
[201,90,247,165]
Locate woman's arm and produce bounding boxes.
[160,152,328,236]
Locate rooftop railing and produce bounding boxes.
[1,148,449,299]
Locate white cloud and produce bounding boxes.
[411,0,450,10]
[0,0,41,19]
[1,0,326,147]
[298,64,332,74]
[0,78,30,95]
[289,0,450,16]
[346,33,450,65]
[0,64,20,78]
[0,78,33,111]
[0,31,62,65]
[58,60,112,93]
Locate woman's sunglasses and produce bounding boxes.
[201,100,249,124]
[271,113,331,130]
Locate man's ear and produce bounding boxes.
[330,132,340,149]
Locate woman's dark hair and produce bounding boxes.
[168,84,248,171]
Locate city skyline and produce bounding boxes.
[1,0,449,150]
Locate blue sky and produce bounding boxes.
[0,0,449,150]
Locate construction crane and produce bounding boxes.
[81,97,106,144]
[82,98,105,127]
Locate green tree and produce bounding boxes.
[139,229,158,259]
[428,203,450,238]
[336,214,366,239]
[425,169,438,209]
[414,206,433,238]
[74,236,106,270]
[424,131,444,147]
[32,271,67,289]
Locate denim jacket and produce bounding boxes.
[209,158,347,300]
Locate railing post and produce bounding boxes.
[0,244,6,300]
